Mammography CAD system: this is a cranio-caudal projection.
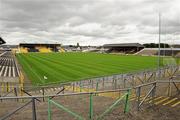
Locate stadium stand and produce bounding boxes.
[0,37,6,45]
[19,47,28,53]
[0,51,19,77]
[36,46,52,53]
[19,43,61,53]
[176,52,180,57]
[137,48,180,56]
[28,47,39,52]
[59,48,65,52]
[135,48,158,56]
[103,43,144,54]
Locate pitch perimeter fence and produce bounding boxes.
[0,80,179,120]
[0,65,179,97]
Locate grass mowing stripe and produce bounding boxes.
[24,54,78,80]
[28,54,83,77]
[31,53,131,75]
[18,54,75,84]
[17,54,44,84]
[17,52,173,85]
[33,53,156,73]
[28,53,107,75]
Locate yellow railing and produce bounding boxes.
[19,71,24,96]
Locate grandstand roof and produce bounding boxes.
[103,43,144,48]
[0,37,6,45]
[19,43,61,47]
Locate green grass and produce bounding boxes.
[16,52,163,85]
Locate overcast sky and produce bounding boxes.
[0,0,180,45]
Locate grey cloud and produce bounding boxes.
[0,0,180,45]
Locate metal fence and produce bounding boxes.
[0,80,179,120]
[0,88,131,120]
[0,65,179,99]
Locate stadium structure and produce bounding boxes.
[18,43,64,53]
[0,37,6,45]
[0,39,179,119]
[103,43,145,54]
[0,37,20,95]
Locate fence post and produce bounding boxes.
[102,77,105,90]
[132,76,135,86]
[62,86,65,94]
[151,82,156,104]
[124,89,130,113]
[136,87,141,111]
[7,82,9,92]
[123,78,126,88]
[89,93,93,120]
[42,88,45,102]
[154,72,156,81]
[114,79,117,90]
[91,80,93,88]
[80,81,82,92]
[14,87,18,102]
[96,81,99,92]
[1,82,4,93]
[167,79,172,96]
[32,97,37,120]
[144,73,147,81]
[48,97,51,120]
[0,95,2,102]
[73,83,75,92]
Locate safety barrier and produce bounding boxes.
[0,80,179,120]
[47,89,130,120]
[0,88,131,120]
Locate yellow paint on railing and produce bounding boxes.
[7,82,9,92]
[163,98,178,105]
[1,83,4,93]
[155,97,169,105]
[148,96,164,103]
[171,101,180,107]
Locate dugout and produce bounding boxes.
[19,43,61,53]
[103,43,144,54]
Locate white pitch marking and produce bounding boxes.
[4,66,8,77]
[12,67,16,77]
[8,67,11,77]
[0,66,5,76]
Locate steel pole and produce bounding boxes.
[158,13,161,78]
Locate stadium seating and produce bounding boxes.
[137,48,180,56]
[0,51,19,77]
[28,48,39,52]
[59,48,65,52]
[155,50,180,56]
[19,47,28,53]
[136,49,158,56]
[175,52,180,57]
[36,47,52,53]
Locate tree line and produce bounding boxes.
[143,43,170,48]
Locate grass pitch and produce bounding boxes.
[16,52,162,85]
